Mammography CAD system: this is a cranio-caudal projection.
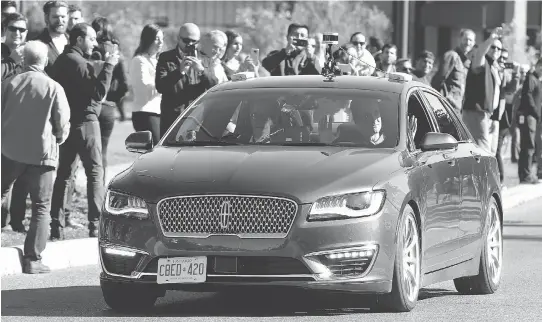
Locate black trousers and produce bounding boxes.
[50,121,104,228]
[132,111,161,145]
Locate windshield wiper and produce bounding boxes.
[165,140,242,146]
[280,142,336,146]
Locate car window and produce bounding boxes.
[407,90,434,150]
[161,88,400,148]
[435,96,471,142]
[420,91,461,141]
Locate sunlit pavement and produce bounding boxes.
[2,197,542,322]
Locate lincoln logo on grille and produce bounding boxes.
[219,201,232,229]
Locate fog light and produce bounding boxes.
[104,247,137,257]
[325,249,374,260]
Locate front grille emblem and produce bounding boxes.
[219,201,232,229]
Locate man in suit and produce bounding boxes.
[262,23,319,76]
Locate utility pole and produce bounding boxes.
[402,0,410,58]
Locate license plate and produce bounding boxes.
[156,256,207,284]
[519,115,525,125]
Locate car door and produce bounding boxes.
[406,89,461,271]
[437,95,485,257]
[418,89,463,269]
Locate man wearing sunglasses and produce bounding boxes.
[156,23,217,137]
[1,12,27,81]
[462,27,506,156]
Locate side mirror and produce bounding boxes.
[125,131,153,153]
[420,132,458,152]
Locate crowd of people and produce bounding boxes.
[1,0,541,274]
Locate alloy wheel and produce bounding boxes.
[402,213,421,302]
[487,202,503,285]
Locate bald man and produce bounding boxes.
[156,22,218,136]
[1,41,71,274]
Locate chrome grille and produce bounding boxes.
[157,195,298,238]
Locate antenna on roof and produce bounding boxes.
[320,32,341,81]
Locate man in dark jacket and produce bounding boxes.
[462,27,505,155]
[517,59,542,184]
[1,12,28,233]
[49,23,120,239]
[262,23,319,76]
[156,23,217,137]
[1,12,26,81]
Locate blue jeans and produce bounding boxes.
[1,155,54,260]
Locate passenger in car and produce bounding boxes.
[350,100,386,146]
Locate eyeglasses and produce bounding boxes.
[181,37,199,45]
[352,41,366,47]
[7,26,27,33]
[491,45,502,51]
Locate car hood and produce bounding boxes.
[112,145,401,203]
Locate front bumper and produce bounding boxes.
[98,200,399,294]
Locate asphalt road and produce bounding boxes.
[2,198,542,322]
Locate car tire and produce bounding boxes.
[373,204,421,312]
[101,279,161,312]
[454,197,502,295]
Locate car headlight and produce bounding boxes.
[307,190,386,221]
[105,190,149,220]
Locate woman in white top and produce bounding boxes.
[221,30,260,79]
[129,24,164,145]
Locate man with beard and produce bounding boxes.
[49,23,120,239]
[432,29,476,112]
[33,1,69,76]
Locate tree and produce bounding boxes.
[235,0,392,57]
[500,22,539,66]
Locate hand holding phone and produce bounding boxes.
[250,48,260,62]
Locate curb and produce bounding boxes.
[502,183,542,211]
[1,182,541,277]
[1,238,98,276]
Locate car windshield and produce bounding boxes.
[162,88,399,148]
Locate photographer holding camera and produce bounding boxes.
[261,23,319,76]
[156,23,217,137]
